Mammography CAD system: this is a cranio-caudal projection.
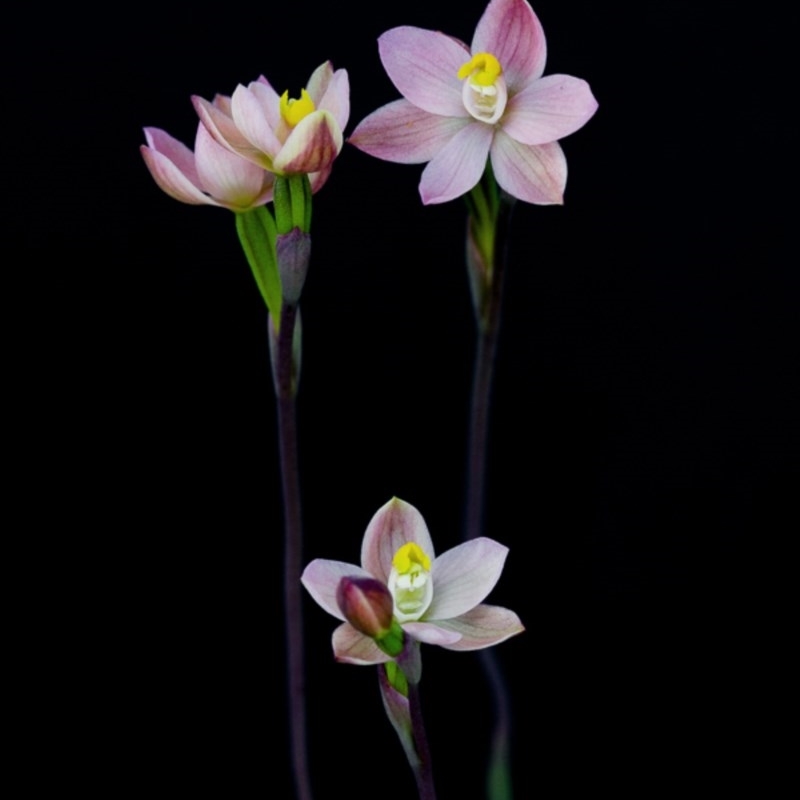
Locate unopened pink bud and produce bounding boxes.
[336,577,394,638]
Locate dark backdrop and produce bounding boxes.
[17,1,795,796]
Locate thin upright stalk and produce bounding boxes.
[407,682,438,800]
[463,194,516,800]
[275,304,313,800]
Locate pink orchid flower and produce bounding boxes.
[301,498,523,665]
[349,0,598,205]
[193,61,349,193]
[141,107,274,210]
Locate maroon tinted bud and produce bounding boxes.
[336,577,394,638]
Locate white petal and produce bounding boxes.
[431,604,524,650]
[332,622,392,665]
[425,537,508,619]
[301,559,371,621]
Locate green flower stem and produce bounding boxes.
[464,187,517,800]
[274,302,313,800]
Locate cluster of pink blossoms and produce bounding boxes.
[141,62,350,210]
[143,0,596,209]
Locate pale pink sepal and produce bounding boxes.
[315,66,350,133]
[472,0,547,90]
[378,27,470,118]
[426,538,509,620]
[491,133,567,205]
[433,605,525,651]
[349,100,470,165]
[231,83,283,162]
[273,110,343,175]
[141,129,215,206]
[332,622,392,665]
[502,74,599,146]
[402,621,462,646]
[361,498,435,584]
[192,95,254,155]
[300,559,372,621]
[419,121,494,204]
[193,123,272,209]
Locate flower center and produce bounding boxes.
[457,52,507,124]
[280,88,316,127]
[388,542,433,623]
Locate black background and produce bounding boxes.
[18,1,795,796]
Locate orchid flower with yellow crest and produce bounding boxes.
[194,61,349,192]
[301,498,523,665]
[350,0,597,204]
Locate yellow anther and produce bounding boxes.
[280,88,316,126]
[457,52,503,87]
[392,542,432,574]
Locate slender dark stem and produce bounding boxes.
[407,682,438,800]
[464,196,515,542]
[275,304,313,800]
[463,195,516,800]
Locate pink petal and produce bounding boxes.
[471,0,547,90]
[308,165,332,194]
[419,121,493,204]
[501,74,598,145]
[318,68,350,133]
[378,26,470,117]
[425,537,509,619]
[361,498,435,585]
[140,134,218,207]
[250,78,284,139]
[144,127,201,186]
[332,622,392,665]
[192,95,255,155]
[273,110,342,174]
[305,61,333,103]
[193,122,271,209]
[431,604,524,650]
[402,621,462,646]
[301,559,371,621]
[230,84,282,164]
[490,132,566,204]
[349,99,470,164]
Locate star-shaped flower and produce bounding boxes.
[301,498,523,665]
[349,0,597,204]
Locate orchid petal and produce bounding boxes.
[332,622,392,665]
[490,132,566,204]
[301,559,371,621]
[472,0,547,90]
[502,74,598,145]
[140,137,219,207]
[432,604,524,651]
[378,26,470,117]
[361,498,435,585]
[192,95,254,155]
[306,61,333,106]
[230,84,282,163]
[194,123,271,209]
[419,121,493,204]
[425,538,509,619]
[402,621,462,646]
[249,78,284,138]
[349,100,470,164]
[318,68,350,132]
[144,127,201,187]
[273,110,342,174]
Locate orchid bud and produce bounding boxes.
[337,577,394,637]
[336,577,405,657]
